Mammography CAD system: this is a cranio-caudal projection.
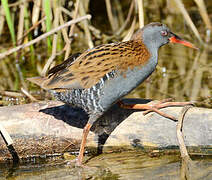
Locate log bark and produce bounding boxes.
[0,99,211,161]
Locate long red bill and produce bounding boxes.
[169,36,198,50]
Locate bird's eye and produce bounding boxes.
[161,30,168,36]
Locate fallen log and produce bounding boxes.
[0,99,211,161]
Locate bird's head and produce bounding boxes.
[132,22,197,50]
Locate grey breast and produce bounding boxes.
[98,56,158,111]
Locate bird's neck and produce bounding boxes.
[142,38,159,62]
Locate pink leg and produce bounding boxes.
[76,123,92,166]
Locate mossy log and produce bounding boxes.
[0,99,211,161]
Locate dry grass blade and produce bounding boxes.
[122,17,136,42]
[32,0,41,25]
[0,60,14,89]
[0,6,5,36]
[173,0,203,44]
[17,1,25,44]
[159,63,173,99]
[136,0,144,28]
[18,16,46,43]
[182,51,201,96]
[194,0,211,30]
[60,13,71,48]
[0,15,91,60]
[79,2,93,48]
[64,0,80,59]
[32,0,41,36]
[114,0,124,25]
[116,0,135,36]
[21,87,38,102]
[190,50,207,100]
[41,8,60,76]
[69,0,80,38]
[105,0,118,32]
[59,12,73,60]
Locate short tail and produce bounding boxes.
[27,76,48,90]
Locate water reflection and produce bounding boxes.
[0,151,211,180]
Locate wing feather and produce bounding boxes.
[41,40,150,90]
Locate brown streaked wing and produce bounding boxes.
[42,40,150,90]
[47,53,81,77]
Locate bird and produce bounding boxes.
[27,22,197,165]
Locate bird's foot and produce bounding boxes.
[143,99,194,121]
[118,99,194,121]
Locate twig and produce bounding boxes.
[176,105,193,158]
[21,87,38,102]
[60,7,72,17]
[41,54,56,76]
[0,90,23,97]
[17,16,46,43]
[0,15,92,60]
[177,105,195,180]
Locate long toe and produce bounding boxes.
[155,101,195,108]
[143,100,194,121]
[145,101,194,113]
[143,107,177,121]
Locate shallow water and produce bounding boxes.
[0,151,211,180]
